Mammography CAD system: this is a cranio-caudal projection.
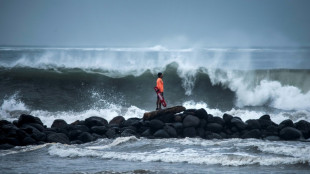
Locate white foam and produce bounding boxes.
[0,94,29,121]
[87,136,138,150]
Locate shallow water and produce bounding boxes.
[1,137,309,174]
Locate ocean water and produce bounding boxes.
[0,46,310,173]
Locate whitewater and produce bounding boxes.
[1,46,310,173]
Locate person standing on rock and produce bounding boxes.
[156,72,164,110]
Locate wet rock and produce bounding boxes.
[154,129,170,138]
[183,115,200,128]
[205,123,223,133]
[17,114,43,127]
[183,127,196,137]
[77,132,94,143]
[70,140,83,144]
[149,119,164,131]
[174,115,183,122]
[109,116,125,126]
[85,116,108,128]
[122,118,141,127]
[28,123,45,132]
[295,120,310,139]
[121,129,137,137]
[68,130,83,140]
[0,143,15,150]
[223,113,233,125]
[279,127,302,140]
[231,118,246,130]
[265,136,281,141]
[264,125,279,137]
[195,108,208,119]
[74,125,90,133]
[20,124,46,141]
[91,126,108,135]
[51,119,68,129]
[208,116,225,126]
[260,115,271,121]
[22,137,37,145]
[242,129,261,139]
[206,132,222,139]
[141,129,152,137]
[164,125,177,138]
[278,119,294,130]
[197,127,205,138]
[156,114,175,123]
[5,137,20,146]
[47,133,70,144]
[246,119,261,130]
[105,128,117,139]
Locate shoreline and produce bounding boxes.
[1,106,310,150]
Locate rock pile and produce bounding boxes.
[1,106,310,150]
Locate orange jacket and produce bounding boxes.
[156,78,164,92]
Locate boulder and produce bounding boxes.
[246,119,261,130]
[105,128,117,139]
[183,115,200,128]
[149,119,164,131]
[74,125,90,133]
[153,129,170,138]
[51,119,68,129]
[17,114,43,127]
[109,116,125,126]
[206,132,222,139]
[70,140,83,144]
[295,120,310,139]
[264,136,281,141]
[20,124,46,141]
[241,129,261,139]
[278,119,294,130]
[279,127,302,140]
[122,118,141,127]
[22,137,37,145]
[223,113,233,125]
[121,129,137,137]
[205,123,223,133]
[231,118,246,130]
[0,143,15,150]
[5,137,20,146]
[195,108,208,119]
[260,115,271,121]
[183,127,196,137]
[91,126,108,135]
[77,132,94,143]
[141,129,152,137]
[156,114,175,123]
[85,116,108,128]
[164,125,177,138]
[47,133,70,144]
[208,116,225,126]
[28,123,45,132]
[68,130,83,140]
[197,127,205,138]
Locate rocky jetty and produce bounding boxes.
[1,106,310,150]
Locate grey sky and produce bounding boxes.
[0,0,309,47]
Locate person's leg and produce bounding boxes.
[156,95,160,110]
[158,92,163,109]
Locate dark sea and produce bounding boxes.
[0,46,310,173]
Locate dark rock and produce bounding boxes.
[20,124,46,141]
[206,132,222,139]
[183,127,196,137]
[260,115,271,121]
[265,136,281,141]
[16,129,29,140]
[121,129,137,137]
[263,125,279,137]
[220,132,227,139]
[70,140,83,144]
[22,137,37,145]
[85,116,108,128]
[74,125,90,132]
[295,120,310,139]
[183,115,200,128]
[47,133,70,144]
[2,124,18,137]
[195,108,208,119]
[17,114,43,127]
[91,126,108,135]
[51,119,68,129]
[197,127,205,138]
[206,123,223,133]
[77,132,94,143]
[105,128,117,139]
[279,127,302,140]
[199,119,207,128]
[231,118,246,130]
[174,115,183,122]
[154,129,170,138]
[156,114,175,123]
[149,119,164,131]
[242,129,261,139]
[208,116,225,126]
[141,129,152,137]
[278,119,294,130]
[28,123,45,132]
[5,137,20,146]
[164,125,177,138]
[122,118,141,127]
[246,119,261,130]
[109,116,125,126]
[68,130,83,140]
[0,143,15,150]
[258,119,274,129]
[0,120,11,127]
[231,126,239,133]
[223,113,233,125]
